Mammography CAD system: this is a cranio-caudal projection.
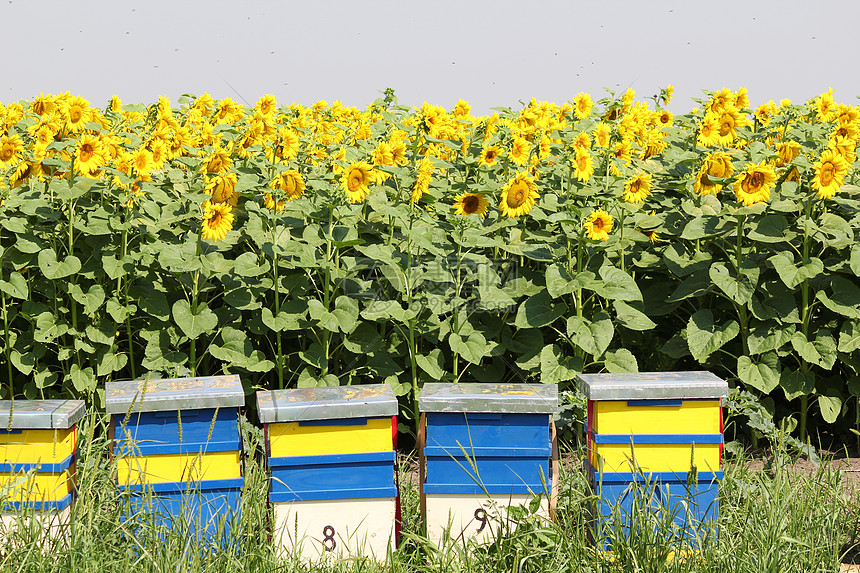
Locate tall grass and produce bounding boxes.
[0,410,856,572]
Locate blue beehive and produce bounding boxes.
[106,375,245,545]
[577,372,728,550]
[257,385,400,561]
[419,383,558,544]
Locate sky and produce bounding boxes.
[2,0,859,115]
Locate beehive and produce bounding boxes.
[257,385,399,561]
[419,383,558,545]
[577,371,728,549]
[0,400,84,543]
[106,375,244,543]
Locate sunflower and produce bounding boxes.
[716,108,745,145]
[74,134,106,176]
[499,172,539,218]
[755,101,775,126]
[8,160,41,188]
[390,139,408,165]
[584,209,614,241]
[734,87,750,110]
[509,137,530,165]
[410,156,434,203]
[572,132,591,152]
[816,89,836,123]
[271,170,305,202]
[654,110,673,127]
[733,163,776,206]
[255,94,278,117]
[663,85,674,105]
[708,89,735,114]
[203,145,232,174]
[593,123,611,148]
[775,141,801,167]
[0,135,24,167]
[573,92,594,120]
[479,145,502,167]
[812,149,848,200]
[570,148,593,183]
[201,200,234,242]
[205,172,239,205]
[62,95,92,132]
[622,172,653,203]
[129,147,154,178]
[697,115,721,147]
[264,194,286,212]
[342,161,376,203]
[372,141,394,166]
[828,135,857,164]
[453,193,489,217]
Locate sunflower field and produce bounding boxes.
[0,87,858,444]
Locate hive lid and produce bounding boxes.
[0,400,86,429]
[419,383,558,414]
[105,375,244,414]
[256,385,398,423]
[576,371,728,401]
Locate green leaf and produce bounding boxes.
[34,311,69,343]
[666,270,712,302]
[514,290,566,328]
[566,311,614,358]
[307,299,340,332]
[709,262,758,305]
[416,349,446,379]
[97,351,128,377]
[70,284,105,317]
[449,331,495,364]
[818,392,842,424]
[261,306,304,332]
[747,323,794,355]
[747,214,789,243]
[233,252,268,277]
[737,353,779,394]
[331,296,360,334]
[37,249,82,280]
[545,264,576,298]
[604,348,639,373]
[0,272,28,300]
[595,266,642,301]
[769,253,823,289]
[850,245,860,277]
[209,326,274,372]
[68,364,96,393]
[539,344,582,385]
[102,254,132,280]
[171,300,218,339]
[298,343,327,370]
[685,310,739,362]
[680,216,723,240]
[10,350,36,375]
[612,301,656,331]
[839,320,860,353]
[816,277,860,319]
[791,331,837,369]
[780,369,815,401]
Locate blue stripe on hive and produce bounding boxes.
[0,451,76,473]
[589,432,724,445]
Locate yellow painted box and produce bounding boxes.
[266,416,395,458]
[0,400,84,513]
[116,450,242,485]
[588,400,722,436]
[587,434,723,474]
[0,428,77,466]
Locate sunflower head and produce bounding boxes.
[271,170,305,202]
[813,149,848,200]
[342,161,376,203]
[584,209,614,241]
[205,172,239,205]
[454,193,489,218]
[500,172,539,218]
[201,200,235,242]
[622,172,653,203]
[733,163,776,206]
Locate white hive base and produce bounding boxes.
[424,493,550,546]
[0,505,71,549]
[273,497,396,561]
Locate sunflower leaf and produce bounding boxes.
[737,353,779,394]
[566,311,614,358]
[514,290,566,328]
[539,344,582,385]
[38,248,81,280]
[171,300,218,339]
[685,310,739,362]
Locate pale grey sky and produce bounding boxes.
[2,0,858,114]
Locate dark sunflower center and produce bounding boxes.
[463,195,479,212]
[593,218,605,231]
